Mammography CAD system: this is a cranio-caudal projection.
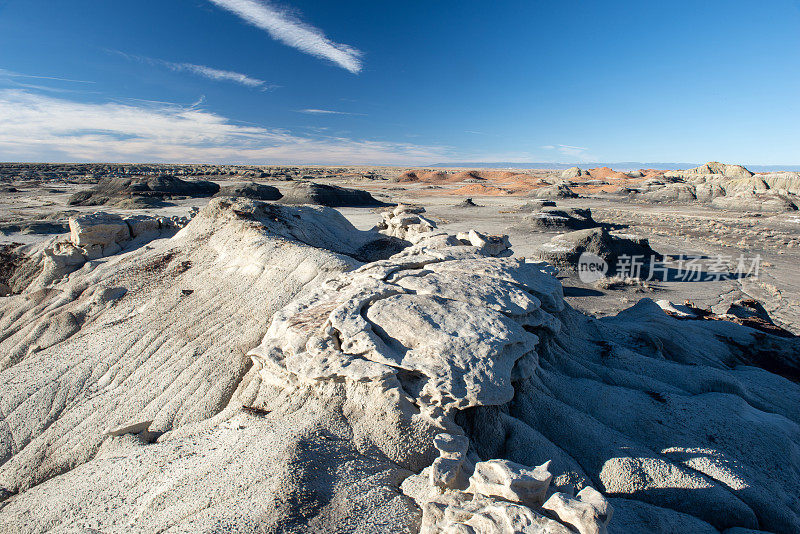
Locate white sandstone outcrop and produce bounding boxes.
[377,204,439,240]
[69,212,131,249]
[455,229,511,256]
[5,212,195,294]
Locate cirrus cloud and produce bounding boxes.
[108,50,273,89]
[295,108,364,116]
[207,0,363,73]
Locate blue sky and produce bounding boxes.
[1,0,799,165]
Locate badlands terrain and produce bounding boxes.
[0,161,799,533]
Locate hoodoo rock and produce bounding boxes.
[377,204,438,241]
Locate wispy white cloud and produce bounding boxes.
[168,62,269,88]
[557,144,588,152]
[207,0,363,73]
[0,68,95,84]
[0,89,445,164]
[296,108,362,115]
[109,51,273,89]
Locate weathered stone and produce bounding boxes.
[69,212,130,248]
[105,420,152,437]
[467,459,553,507]
[542,487,613,534]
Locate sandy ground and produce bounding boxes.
[2,171,798,333]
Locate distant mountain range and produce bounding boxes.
[428,162,800,172]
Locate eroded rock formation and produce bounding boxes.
[0,199,798,533]
[534,227,660,273]
[278,181,385,207]
[68,174,220,208]
[636,162,800,212]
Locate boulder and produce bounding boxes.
[104,420,152,437]
[454,198,481,208]
[467,459,553,507]
[430,434,470,489]
[517,199,557,211]
[456,229,511,256]
[123,215,161,239]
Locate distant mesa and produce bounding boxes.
[440,161,800,213]
[451,170,486,182]
[655,161,800,212]
[396,170,455,183]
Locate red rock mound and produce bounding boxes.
[397,171,420,182]
[451,171,486,181]
[588,167,629,181]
